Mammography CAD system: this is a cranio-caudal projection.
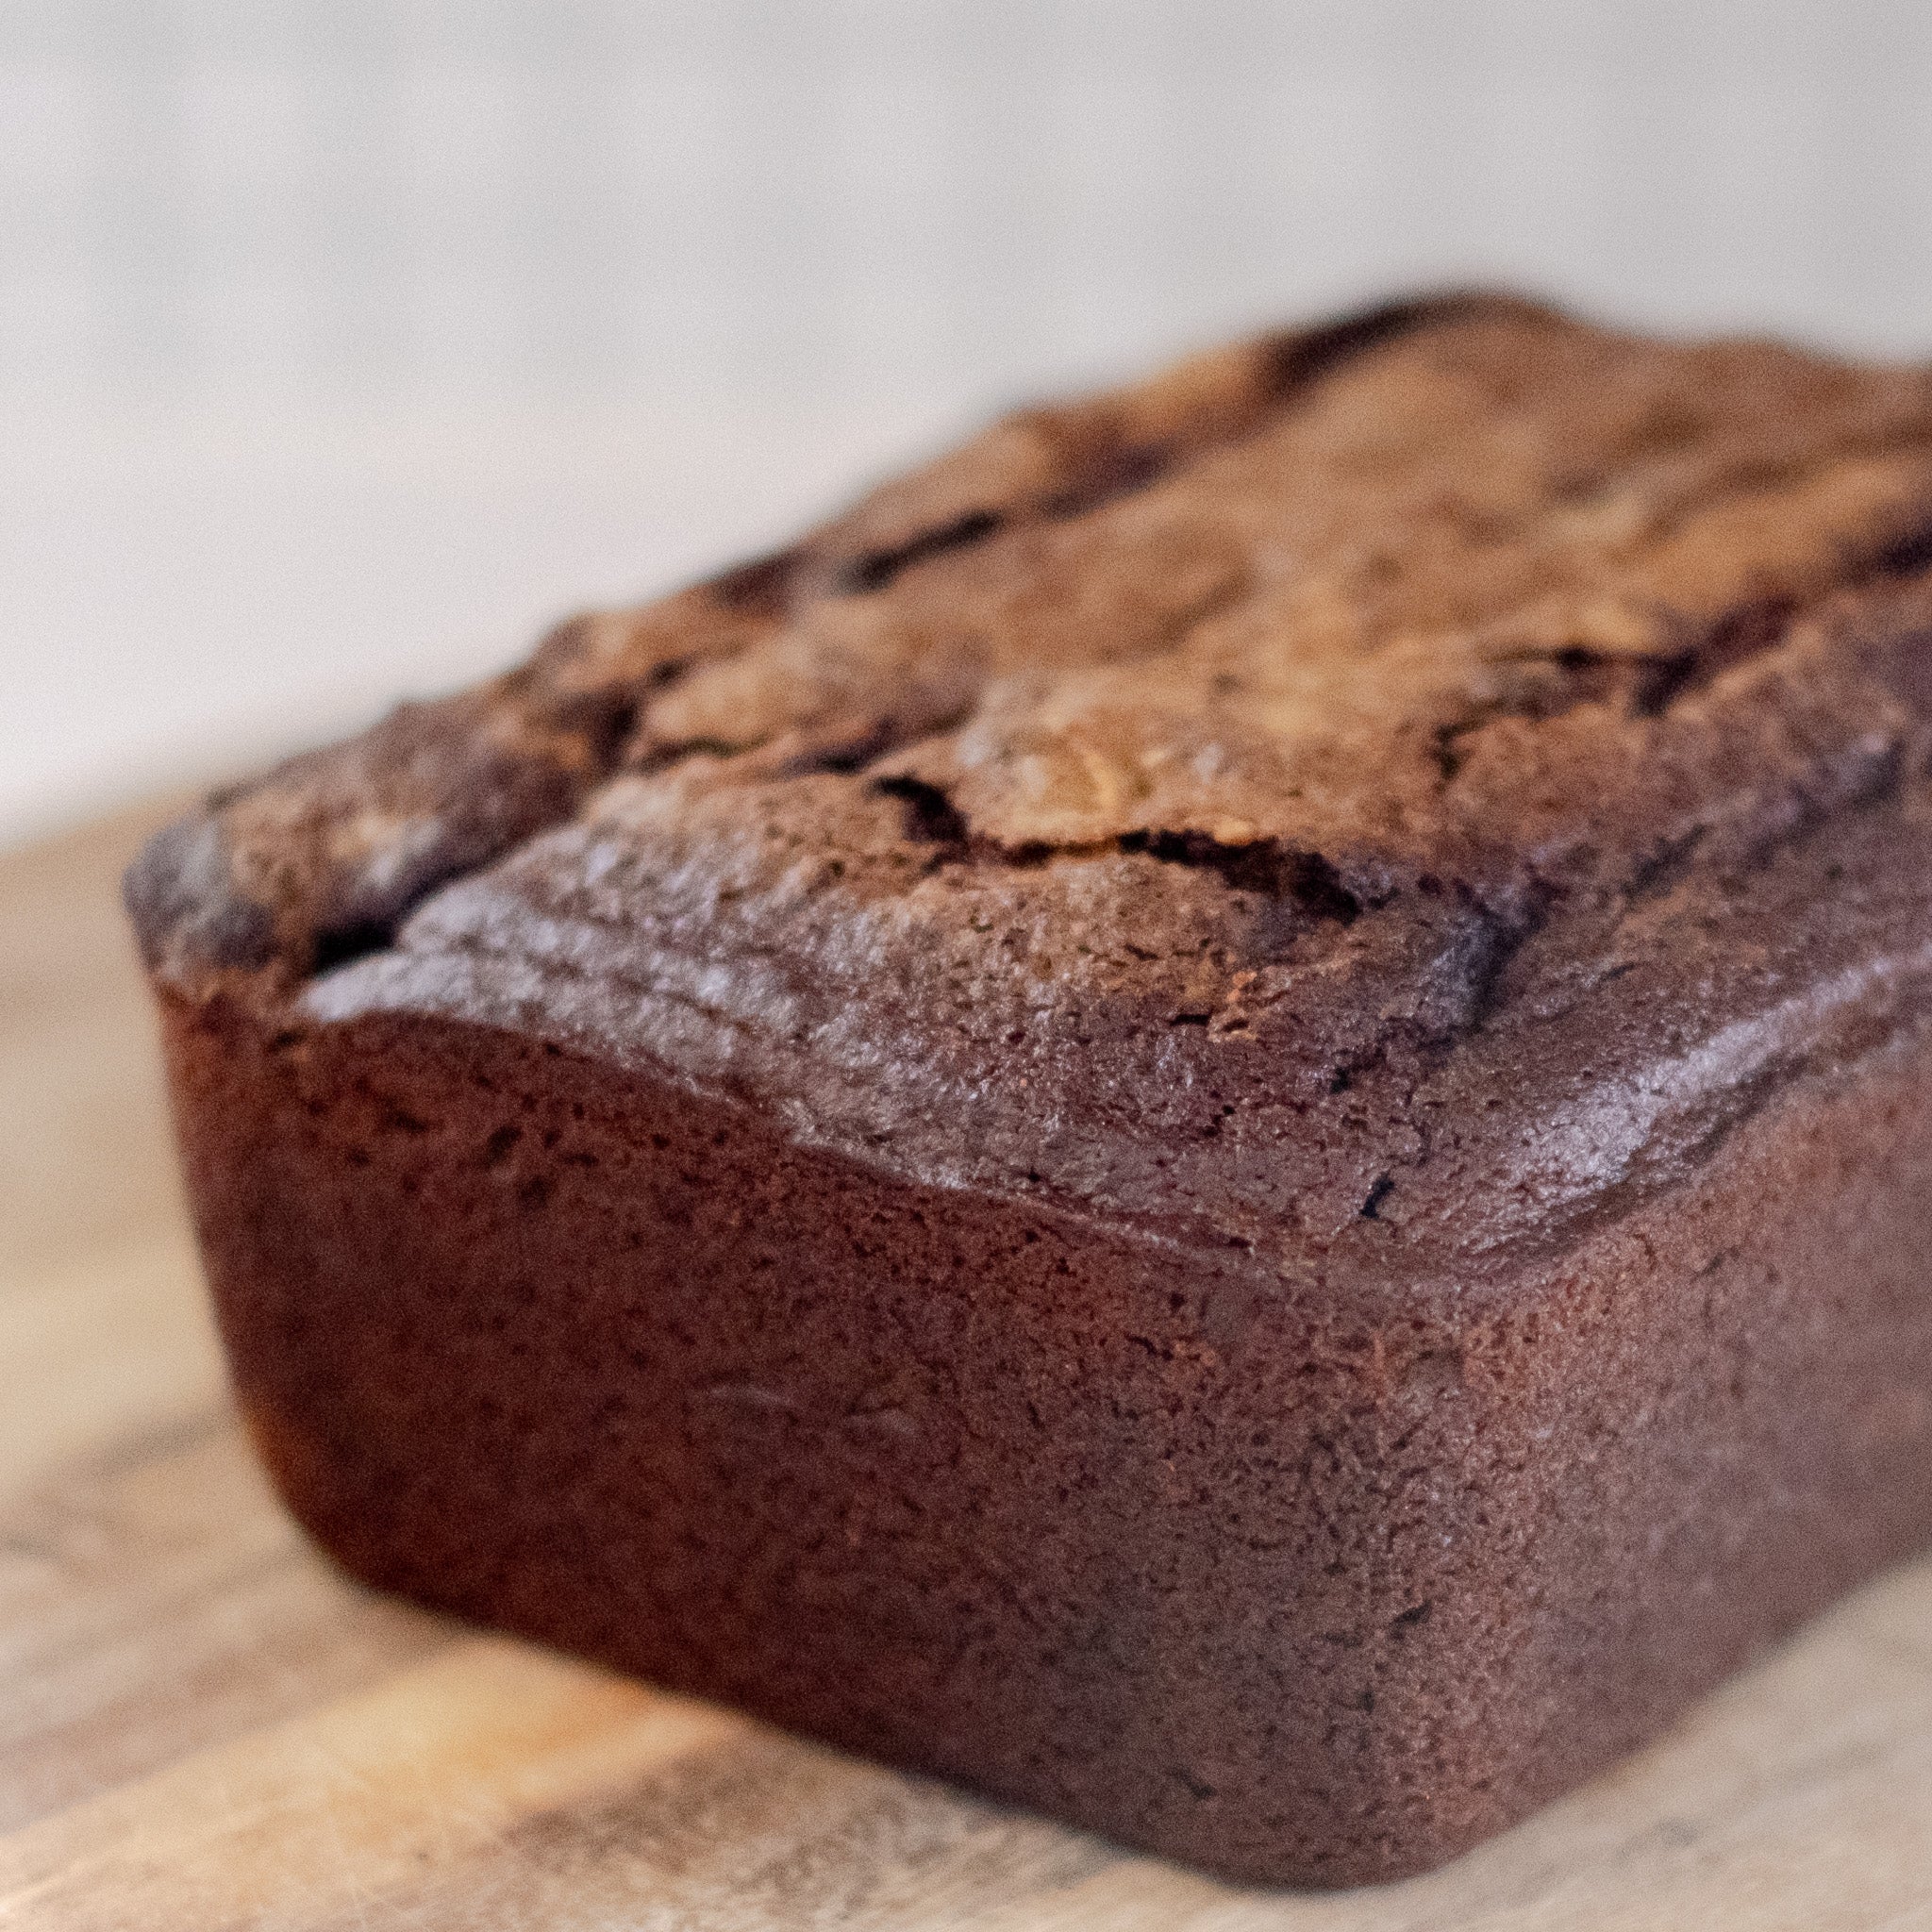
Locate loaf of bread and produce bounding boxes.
[128,293,1932,1885]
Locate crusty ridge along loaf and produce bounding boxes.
[130,294,1932,1885]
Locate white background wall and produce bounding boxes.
[7,0,1932,839]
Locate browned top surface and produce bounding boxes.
[125,296,1932,1267]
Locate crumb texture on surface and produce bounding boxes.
[128,293,1932,1260]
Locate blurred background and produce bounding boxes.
[6,0,1932,841]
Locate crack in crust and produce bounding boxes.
[129,292,1932,1025]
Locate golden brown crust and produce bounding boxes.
[129,294,1932,981]
[127,294,1932,1255]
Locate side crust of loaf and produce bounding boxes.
[160,980,1932,1885]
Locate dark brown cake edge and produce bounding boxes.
[153,973,1932,1887]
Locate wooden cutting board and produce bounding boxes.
[3,800,1930,1932]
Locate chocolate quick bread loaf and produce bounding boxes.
[127,294,1932,1886]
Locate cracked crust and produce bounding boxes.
[130,292,1932,1274]
[129,291,1932,1886]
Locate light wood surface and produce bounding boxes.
[3,802,1930,1931]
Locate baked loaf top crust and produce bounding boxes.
[129,294,1932,1288]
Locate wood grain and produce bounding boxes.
[2,801,1929,1930]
